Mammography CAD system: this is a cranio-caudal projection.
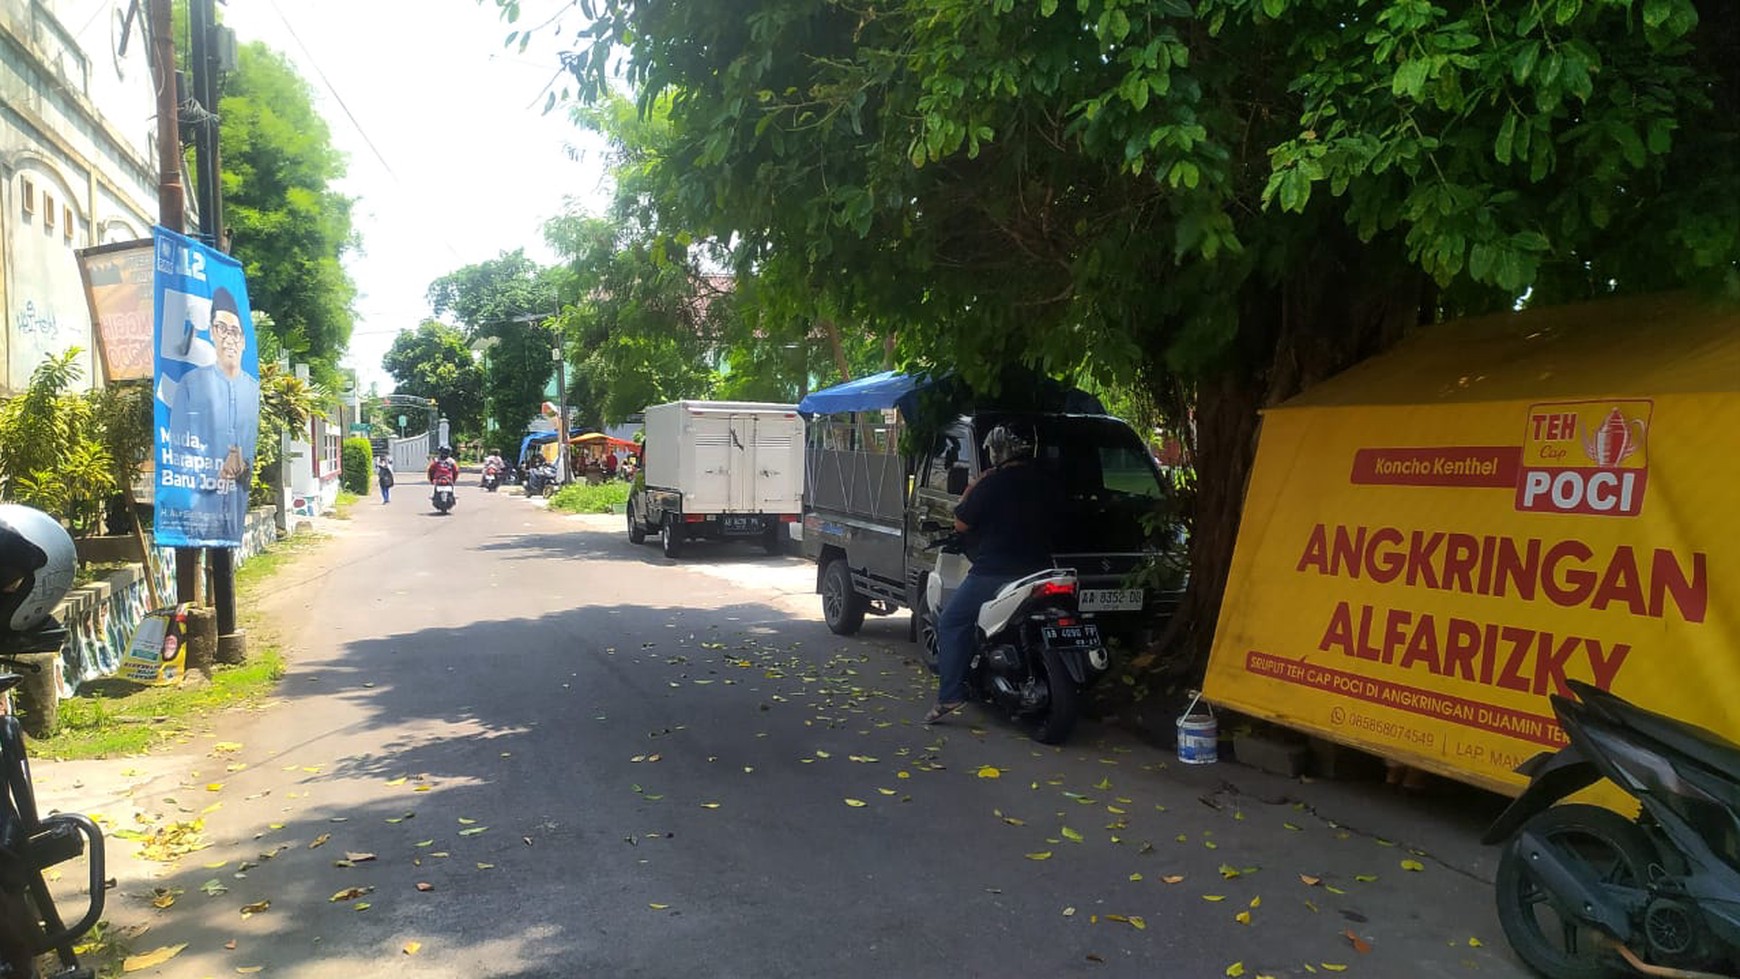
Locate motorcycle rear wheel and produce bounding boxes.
[1030,653,1078,745]
[1495,803,1658,979]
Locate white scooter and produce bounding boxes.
[431,482,456,515]
[921,534,1111,744]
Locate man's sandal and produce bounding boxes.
[923,701,967,725]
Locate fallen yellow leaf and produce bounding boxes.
[649,903,671,910]
[309,834,331,849]
[1299,874,1321,886]
[1161,875,1185,884]
[1250,896,1261,908]
[345,852,377,863]
[1469,937,1483,947]
[239,900,270,916]
[236,968,264,975]
[1401,858,1425,872]
[386,776,407,786]
[1235,911,1251,925]
[354,902,371,911]
[330,887,371,902]
[1227,963,1247,977]
[1025,852,1053,861]
[122,943,188,972]
[844,798,868,807]
[1202,895,1226,902]
[403,941,422,955]
[1061,826,1084,843]
[1322,965,1348,972]
[206,783,223,792]
[977,766,1001,779]
[701,802,721,809]
[1128,915,1146,930]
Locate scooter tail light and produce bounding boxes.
[1032,580,1076,599]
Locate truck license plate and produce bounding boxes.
[1080,589,1144,612]
[723,516,758,534]
[1041,624,1102,648]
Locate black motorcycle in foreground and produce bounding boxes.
[0,505,108,978]
[1483,680,1740,979]
[917,532,1110,744]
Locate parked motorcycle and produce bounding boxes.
[1483,679,1740,979]
[918,532,1110,744]
[523,462,559,499]
[0,505,109,978]
[431,482,456,514]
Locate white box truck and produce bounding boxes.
[627,400,806,559]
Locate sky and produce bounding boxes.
[218,0,613,394]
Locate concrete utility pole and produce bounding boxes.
[149,0,184,229]
[149,0,206,607]
[189,0,246,661]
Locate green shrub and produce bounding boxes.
[0,349,116,533]
[341,437,373,495]
[548,480,630,514]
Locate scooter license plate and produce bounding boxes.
[1041,624,1101,649]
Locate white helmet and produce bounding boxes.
[0,504,76,635]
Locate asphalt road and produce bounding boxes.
[48,473,1535,978]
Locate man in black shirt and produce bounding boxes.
[926,424,1062,724]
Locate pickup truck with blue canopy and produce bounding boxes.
[798,370,1180,664]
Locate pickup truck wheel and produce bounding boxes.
[627,501,646,544]
[821,559,866,635]
[661,514,684,559]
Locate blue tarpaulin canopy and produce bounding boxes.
[796,370,918,417]
[798,368,1106,419]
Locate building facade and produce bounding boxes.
[1,0,163,394]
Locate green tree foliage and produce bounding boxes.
[542,205,720,424]
[0,350,116,533]
[427,251,560,440]
[218,42,358,384]
[252,360,320,506]
[543,0,1738,673]
[382,322,486,438]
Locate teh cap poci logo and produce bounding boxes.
[1516,400,1652,517]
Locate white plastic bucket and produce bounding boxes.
[1176,690,1218,765]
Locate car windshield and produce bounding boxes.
[975,414,1165,552]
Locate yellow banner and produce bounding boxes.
[1203,303,1739,794]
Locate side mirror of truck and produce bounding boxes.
[946,466,969,496]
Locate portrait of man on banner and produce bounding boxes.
[152,227,261,548]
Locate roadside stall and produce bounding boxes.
[1201,293,1739,794]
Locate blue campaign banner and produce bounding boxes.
[152,227,261,548]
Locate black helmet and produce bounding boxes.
[438,445,453,460]
[982,424,1034,466]
[0,504,76,636]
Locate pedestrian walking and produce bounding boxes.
[375,455,394,503]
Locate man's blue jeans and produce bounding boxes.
[936,571,1018,704]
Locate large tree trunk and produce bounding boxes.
[1151,241,1428,681]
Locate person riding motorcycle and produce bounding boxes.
[427,446,459,487]
[482,449,506,487]
[926,424,1063,725]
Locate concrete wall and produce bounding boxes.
[53,505,278,696]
